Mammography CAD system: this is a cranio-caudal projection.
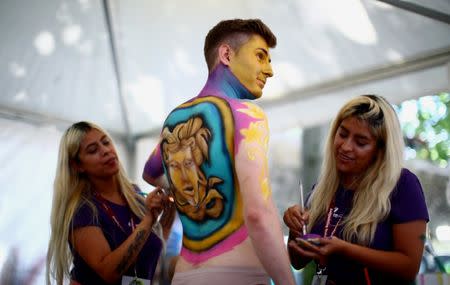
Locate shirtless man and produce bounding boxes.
[143,18,295,285]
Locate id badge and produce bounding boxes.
[121,275,151,285]
[312,274,328,285]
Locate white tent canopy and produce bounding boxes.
[1,0,449,136]
[0,0,449,283]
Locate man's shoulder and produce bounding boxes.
[184,94,241,106]
[164,95,238,123]
[168,95,231,110]
[234,101,267,122]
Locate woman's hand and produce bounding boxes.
[288,238,321,258]
[317,236,347,256]
[283,205,309,237]
[287,236,322,269]
[160,196,176,240]
[287,235,347,269]
[145,187,170,222]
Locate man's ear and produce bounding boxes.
[218,44,233,66]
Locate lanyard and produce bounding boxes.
[321,197,372,285]
[323,201,343,238]
[316,199,343,278]
[93,192,135,233]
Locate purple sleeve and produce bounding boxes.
[143,144,165,179]
[72,202,100,229]
[390,169,429,223]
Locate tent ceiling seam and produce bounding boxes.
[4,46,449,141]
[377,0,450,25]
[0,105,127,141]
[102,0,132,142]
[101,0,137,176]
[259,46,450,108]
[132,46,450,140]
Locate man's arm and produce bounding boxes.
[142,142,169,189]
[235,108,295,285]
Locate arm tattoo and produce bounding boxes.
[116,229,148,274]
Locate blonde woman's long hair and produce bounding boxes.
[308,95,404,245]
[46,122,148,285]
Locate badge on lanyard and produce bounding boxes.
[121,275,151,285]
[312,274,328,285]
[312,265,328,285]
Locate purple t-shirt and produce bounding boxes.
[70,193,162,285]
[310,168,429,284]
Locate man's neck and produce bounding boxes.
[199,63,256,100]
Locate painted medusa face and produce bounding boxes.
[166,146,201,206]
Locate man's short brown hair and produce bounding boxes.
[204,19,277,72]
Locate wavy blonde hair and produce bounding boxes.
[46,121,148,285]
[308,95,404,245]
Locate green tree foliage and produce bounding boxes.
[398,93,450,168]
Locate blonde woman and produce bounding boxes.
[46,121,174,285]
[283,95,429,284]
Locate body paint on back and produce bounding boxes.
[156,64,269,264]
[162,95,245,264]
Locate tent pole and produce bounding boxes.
[101,0,137,177]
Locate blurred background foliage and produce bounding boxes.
[399,92,450,168]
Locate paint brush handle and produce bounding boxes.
[299,180,307,235]
[155,187,174,224]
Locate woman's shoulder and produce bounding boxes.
[75,199,96,214]
[400,167,418,178]
[396,168,421,189]
[72,199,99,228]
[389,168,429,222]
